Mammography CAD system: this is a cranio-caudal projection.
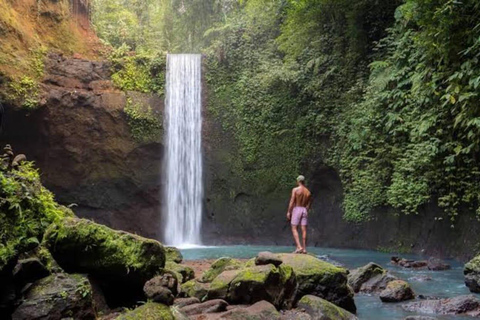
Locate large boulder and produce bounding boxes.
[207,270,241,300]
[166,261,195,284]
[297,295,358,320]
[43,217,166,305]
[226,264,296,309]
[12,273,96,320]
[278,253,355,313]
[464,255,480,293]
[379,280,414,302]
[219,300,281,319]
[201,257,244,283]
[403,295,480,316]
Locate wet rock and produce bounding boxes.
[201,257,244,283]
[379,280,415,302]
[219,300,281,319]
[348,262,384,292]
[13,258,50,288]
[144,273,179,297]
[464,255,480,293]
[12,273,96,320]
[43,217,166,305]
[115,302,177,320]
[181,299,228,316]
[181,280,210,300]
[165,247,183,264]
[391,257,427,269]
[278,253,356,313]
[297,295,358,320]
[427,258,450,271]
[403,295,480,316]
[174,297,200,308]
[226,264,297,309]
[255,252,283,267]
[359,271,398,294]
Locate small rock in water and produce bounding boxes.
[403,294,480,316]
[255,251,283,267]
[427,258,451,271]
[379,280,415,302]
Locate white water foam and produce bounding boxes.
[164,54,203,246]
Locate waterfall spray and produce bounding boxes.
[164,54,203,246]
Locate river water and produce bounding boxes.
[181,245,476,320]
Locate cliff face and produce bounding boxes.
[2,53,164,239]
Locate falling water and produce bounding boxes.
[164,54,203,246]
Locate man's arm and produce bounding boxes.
[287,189,296,219]
[306,194,312,211]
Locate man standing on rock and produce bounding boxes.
[287,175,312,254]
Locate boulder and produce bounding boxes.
[201,257,244,283]
[12,273,96,320]
[278,253,355,313]
[403,295,480,316]
[219,300,281,319]
[227,264,296,309]
[255,252,283,267]
[427,258,450,271]
[143,281,174,305]
[144,273,179,297]
[465,255,480,293]
[391,257,427,269]
[115,302,176,320]
[379,280,415,302]
[207,269,241,300]
[347,262,384,292]
[174,297,201,308]
[181,280,210,300]
[297,295,358,320]
[360,272,398,293]
[166,261,195,283]
[13,258,50,288]
[281,310,312,320]
[165,247,183,264]
[181,299,228,316]
[43,217,166,305]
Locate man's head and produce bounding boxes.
[296,175,305,185]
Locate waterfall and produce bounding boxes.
[164,54,203,246]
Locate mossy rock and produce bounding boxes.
[465,255,480,293]
[12,273,96,320]
[166,261,195,283]
[201,257,244,283]
[379,280,415,302]
[298,295,358,320]
[227,264,297,309]
[278,253,356,313]
[116,302,175,320]
[207,269,241,300]
[43,217,166,305]
[165,247,183,264]
[180,280,210,301]
[348,262,385,293]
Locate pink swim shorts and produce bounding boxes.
[291,206,308,226]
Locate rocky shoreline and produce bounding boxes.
[4,214,480,319]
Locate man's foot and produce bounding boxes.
[293,248,303,254]
[301,249,308,254]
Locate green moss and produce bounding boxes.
[180,280,209,301]
[124,97,162,143]
[201,257,243,283]
[43,217,165,278]
[165,246,183,263]
[231,265,277,284]
[465,255,480,273]
[117,302,174,320]
[165,261,194,283]
[298,295,354,320]
[0,161,67,272]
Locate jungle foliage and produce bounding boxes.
[91,0,480,222]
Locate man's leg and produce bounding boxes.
[301,225,307,253]
[291,225,302,251]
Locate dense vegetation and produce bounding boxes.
[91,0,480,223]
